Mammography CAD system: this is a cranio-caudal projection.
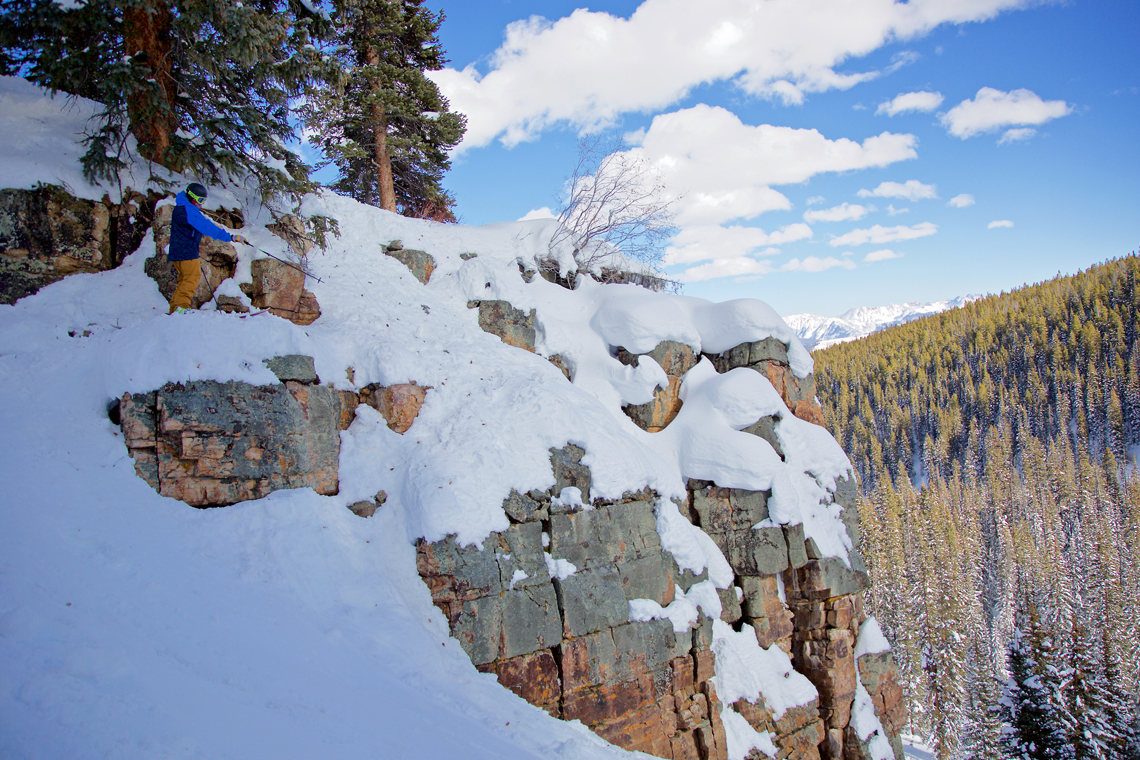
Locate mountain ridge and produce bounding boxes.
[787,295,983,351]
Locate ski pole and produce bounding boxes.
[237,241,323,283]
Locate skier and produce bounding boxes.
[166,182,249,313]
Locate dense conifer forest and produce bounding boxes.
[814,254,1140,759]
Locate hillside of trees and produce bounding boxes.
[813,254,1140,759]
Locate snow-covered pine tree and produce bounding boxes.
[961,638,1005,760]
[1000,589,1071,760]
[1067,598,1118,759]
[0,0,324,195]
[300,0,466,219]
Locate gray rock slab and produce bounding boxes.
[263,355,319,384]
[549,500,659,570]
[554,565,629,637]
[501,582,562,660]
[496,521,550,589]
[712,526,789,577]
[784,523,809,569]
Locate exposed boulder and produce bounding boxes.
[266,214,314,258]
[358,383,428,434]
[1,185,159,304]
[418,443,903,760]
[242,258,321,325]
[384,240,435,284]
[119,366,358,508]
[467,299,536,352]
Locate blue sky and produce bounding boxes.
[418,0,1138,317]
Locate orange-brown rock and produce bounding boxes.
[359,383,427,434]
[478,650,562,717]
[618,341,700,432]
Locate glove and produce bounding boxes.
[232,234,250,246]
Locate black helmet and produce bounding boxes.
[186,183,208,204]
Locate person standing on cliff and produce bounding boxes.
[167,183,249,314]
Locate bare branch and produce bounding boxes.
[552,136,678,276]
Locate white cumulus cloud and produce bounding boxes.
[988,220,1014,228]
[803,202,872,223]
[517,207,557,221]
[431,0,1036,151]
[781,256,856,273]
[829,222,938,246]
[876,90,944,116]
[857,180,937,201]
[947,194,975,208]
[631,104,917,225]
[941,87,1072,139]
[864,249,904,262]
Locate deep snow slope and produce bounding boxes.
[0,77,854,759]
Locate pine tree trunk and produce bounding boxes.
[123,0,177,167]
[366,46,397,212]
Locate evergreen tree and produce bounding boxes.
[300,0,466,219]
[1000,592,1070,760]
[0,0,324,194]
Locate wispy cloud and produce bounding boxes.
[432,0,1038,151]
[781,256,856,273]
[803,202,872,223]
[886,205,909,216]
[864,249,904,262]
[806,196,825,206]
[988,220,1014,228]
[941,87,1072,139]
[947,194,975,208]
[858,180,937,201]
[884,51,922,74]
[830,222,938,246]
[998,127,1037,144]
[665,223,810,266]
[876,90,944,116]
[677,257,775,282]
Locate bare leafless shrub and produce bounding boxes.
[551,136,678,277]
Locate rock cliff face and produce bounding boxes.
[117,341,905,760]
[0,185,158,304]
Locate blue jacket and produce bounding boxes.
[168,192,234,262]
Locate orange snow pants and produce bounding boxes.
[169,258,201,313]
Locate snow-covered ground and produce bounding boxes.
[0,76,864,759]
[786,296,982,351]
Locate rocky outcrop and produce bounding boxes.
[706,337,825,426]
[239,258,321,325]
[418,436,903,760]
[468,299,537,352]
[384,239,435,284]
[112,330,901,758]
[1,185,159,304]
[618,341,700,432]
[118,356,357,507]
[417,444,729,760]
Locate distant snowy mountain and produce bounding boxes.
[787,296,983,351]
